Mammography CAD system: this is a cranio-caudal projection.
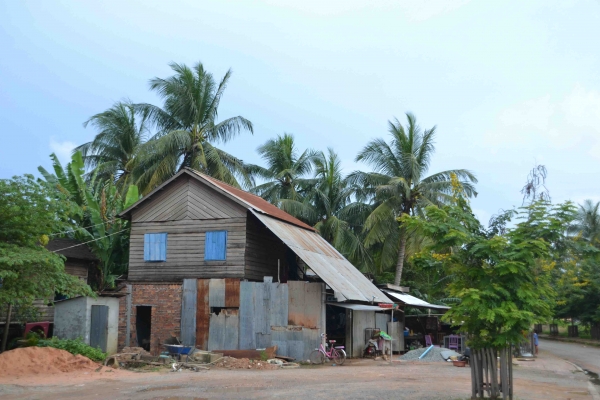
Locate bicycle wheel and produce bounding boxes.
[333,348,346,365]
[309,349,325,365]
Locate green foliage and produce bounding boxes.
[349,113,478,285]
[39,151,140,291]
[401,198,568,349]
[37,337,107,362]
[133,61,254,193]
[259,350,269,361]
[0,175,92,309]
[76,101,149,189]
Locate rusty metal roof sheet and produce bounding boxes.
[383,290,450,310]
[251,210,389,303]
[188,169,316,231]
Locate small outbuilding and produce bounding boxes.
[53,296,119,354]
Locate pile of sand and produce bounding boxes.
[0,347,100,376]
[213,357,279,370]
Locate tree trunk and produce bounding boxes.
[1,303,13,352]
[394,227,408,286]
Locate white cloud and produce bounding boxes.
[49,138,77,165]
[485,85,600,158]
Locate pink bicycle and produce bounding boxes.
[309,333,346,365]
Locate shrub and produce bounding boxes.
[37,337,107,362]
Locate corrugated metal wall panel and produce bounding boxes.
[253,283,266,334]
[239,281,256,349]
[209,279,225,307]
[288,282,323,328]
[375,313,390,331]
[351,310,376,358]
[271,283,288,327]
[208,309,240,350]
[223,309,239,350]
[181,279,197,346]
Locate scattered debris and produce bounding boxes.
[213,357,280,370]
[212,345,277,360]
[0,347,101,376]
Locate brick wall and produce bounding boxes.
[117,283,182,355]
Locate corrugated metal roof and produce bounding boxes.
[327,303,391,311]
[251,210,389,303]
[46,239,98,261]
[188,169,316,231]
[383,290,450,310]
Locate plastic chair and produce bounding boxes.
[448,334,460,351]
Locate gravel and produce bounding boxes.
[400,347,453,362]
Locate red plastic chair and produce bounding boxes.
[448,334,460,351]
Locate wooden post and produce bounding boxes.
[1,303,13,352]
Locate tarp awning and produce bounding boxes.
[327,303,391,311]
[251,210,389,303]
[383,290,450,310]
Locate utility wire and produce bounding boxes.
[50,228,128,253]
[47,220,118,236]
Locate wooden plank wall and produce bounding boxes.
[132,176,246,223]
[129,219,247,281]
[244,214,288,281]
[180,279,197,346]
[129,175,248,281]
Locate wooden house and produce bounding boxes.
[117,168,388,359]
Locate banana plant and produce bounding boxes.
[39,151,139,291]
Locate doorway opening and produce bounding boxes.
[136,306,152,351]
[326,304,348,348]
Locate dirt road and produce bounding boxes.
[0,356,595,400]
[541,338,600,373]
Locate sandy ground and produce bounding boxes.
[0,349,597,400]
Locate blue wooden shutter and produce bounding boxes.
[205,231,227,260]
[144,233,167,262]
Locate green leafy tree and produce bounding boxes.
[39,152,139,291]
[0,175,92,351]
[307,149,372,268]
[75,101,150,189]
[134,61,254,193]
[349,112,477,285]
[571,199,600,246]
[250,133,316,207]
[402,198,569,398]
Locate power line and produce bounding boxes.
[50,228,128,253]
[47,220,118,237]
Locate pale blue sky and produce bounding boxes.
[1,0,599,223]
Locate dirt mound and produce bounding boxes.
[0,347,100,376]
[213,356,279,370]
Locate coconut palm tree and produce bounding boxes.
[308,149,373,268]
[134,62,254,193]
[348,112,478,285]
[250,133,316,209]
[75,101,149,188]
[572,200,600,246]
